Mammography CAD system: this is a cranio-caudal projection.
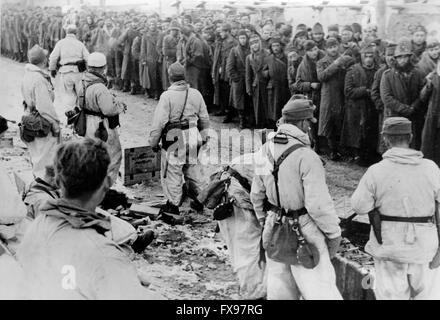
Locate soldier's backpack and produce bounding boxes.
[263,142,320,268]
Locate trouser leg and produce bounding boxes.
[266,257,300,300]
[290,216,342,300]
[160,151,184,207]
[374,259,412,300]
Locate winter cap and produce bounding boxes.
[66,24,77,34]
[351,23,362,34]
[281,98,317,123]
[237,29,248,38]
[385,42,397,56]
[360,43,376,54]
[325,37,339,48]
[394,37,413,57]
[87,52,107,67]
[169,20,181,31]
[312,22,324,34]
[221,23,231,32]
[28,45,48,65]
[304,40,317,51]
[382,117,412,135]
[294,30,308,39]
[342,25,353,33]
[328,24,339,33]
[296,23,307,32]
[412,24,427,34]
[249,34,261,45]
[168,62,185,78]
[269,36,282,47]
[427,37,440,49]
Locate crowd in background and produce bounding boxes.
[2,3,440,167]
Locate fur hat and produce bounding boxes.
[312,22,324,34]
[351,23,362,34]
[304,40,317,51]
[394,37,413,57]
[325,37,339,48]
[328,24,339,33]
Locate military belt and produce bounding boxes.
[380,214,434,224]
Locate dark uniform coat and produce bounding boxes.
[118,27,139,81]
[263,52,290,122]
[371,64,389,154]
[226,44,250,111]
[317,54,351,139]
[140,29,160,91]
[245,50,268,127]
[380,65,426,149]
[185,33,211,97]
[341,63,379,150]
[420,72,440,165]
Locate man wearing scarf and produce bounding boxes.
[417,38,440,78]
[17,139,162,299]
[245,34,269,128]
[411,24,427,63]
[263,36,290,129]
[341,44,380,166]
[76,52,125,185]
[293,40,325,152]
[421,59,440,166]
[140,18,161,99]
[380,37,425,150]
[227,30,251,129]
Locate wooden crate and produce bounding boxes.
[123,146,161,186]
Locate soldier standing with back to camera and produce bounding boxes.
[250,98,342,300]
[351,117,440,300]
[149,62,210,216]
[49,24,89,121]
[73,52,125,185]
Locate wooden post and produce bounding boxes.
[376,0,387,39]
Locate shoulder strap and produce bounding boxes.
[178,88,190,121]
[81,79,104,111]
[271,143,306,207]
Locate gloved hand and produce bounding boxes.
[50,70,57,78]
[430,249,440,269]
[326,236,342,259]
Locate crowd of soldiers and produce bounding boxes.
[2,4,440,167]
[3,3,440,301]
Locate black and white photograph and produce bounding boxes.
[1,0,440,304]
